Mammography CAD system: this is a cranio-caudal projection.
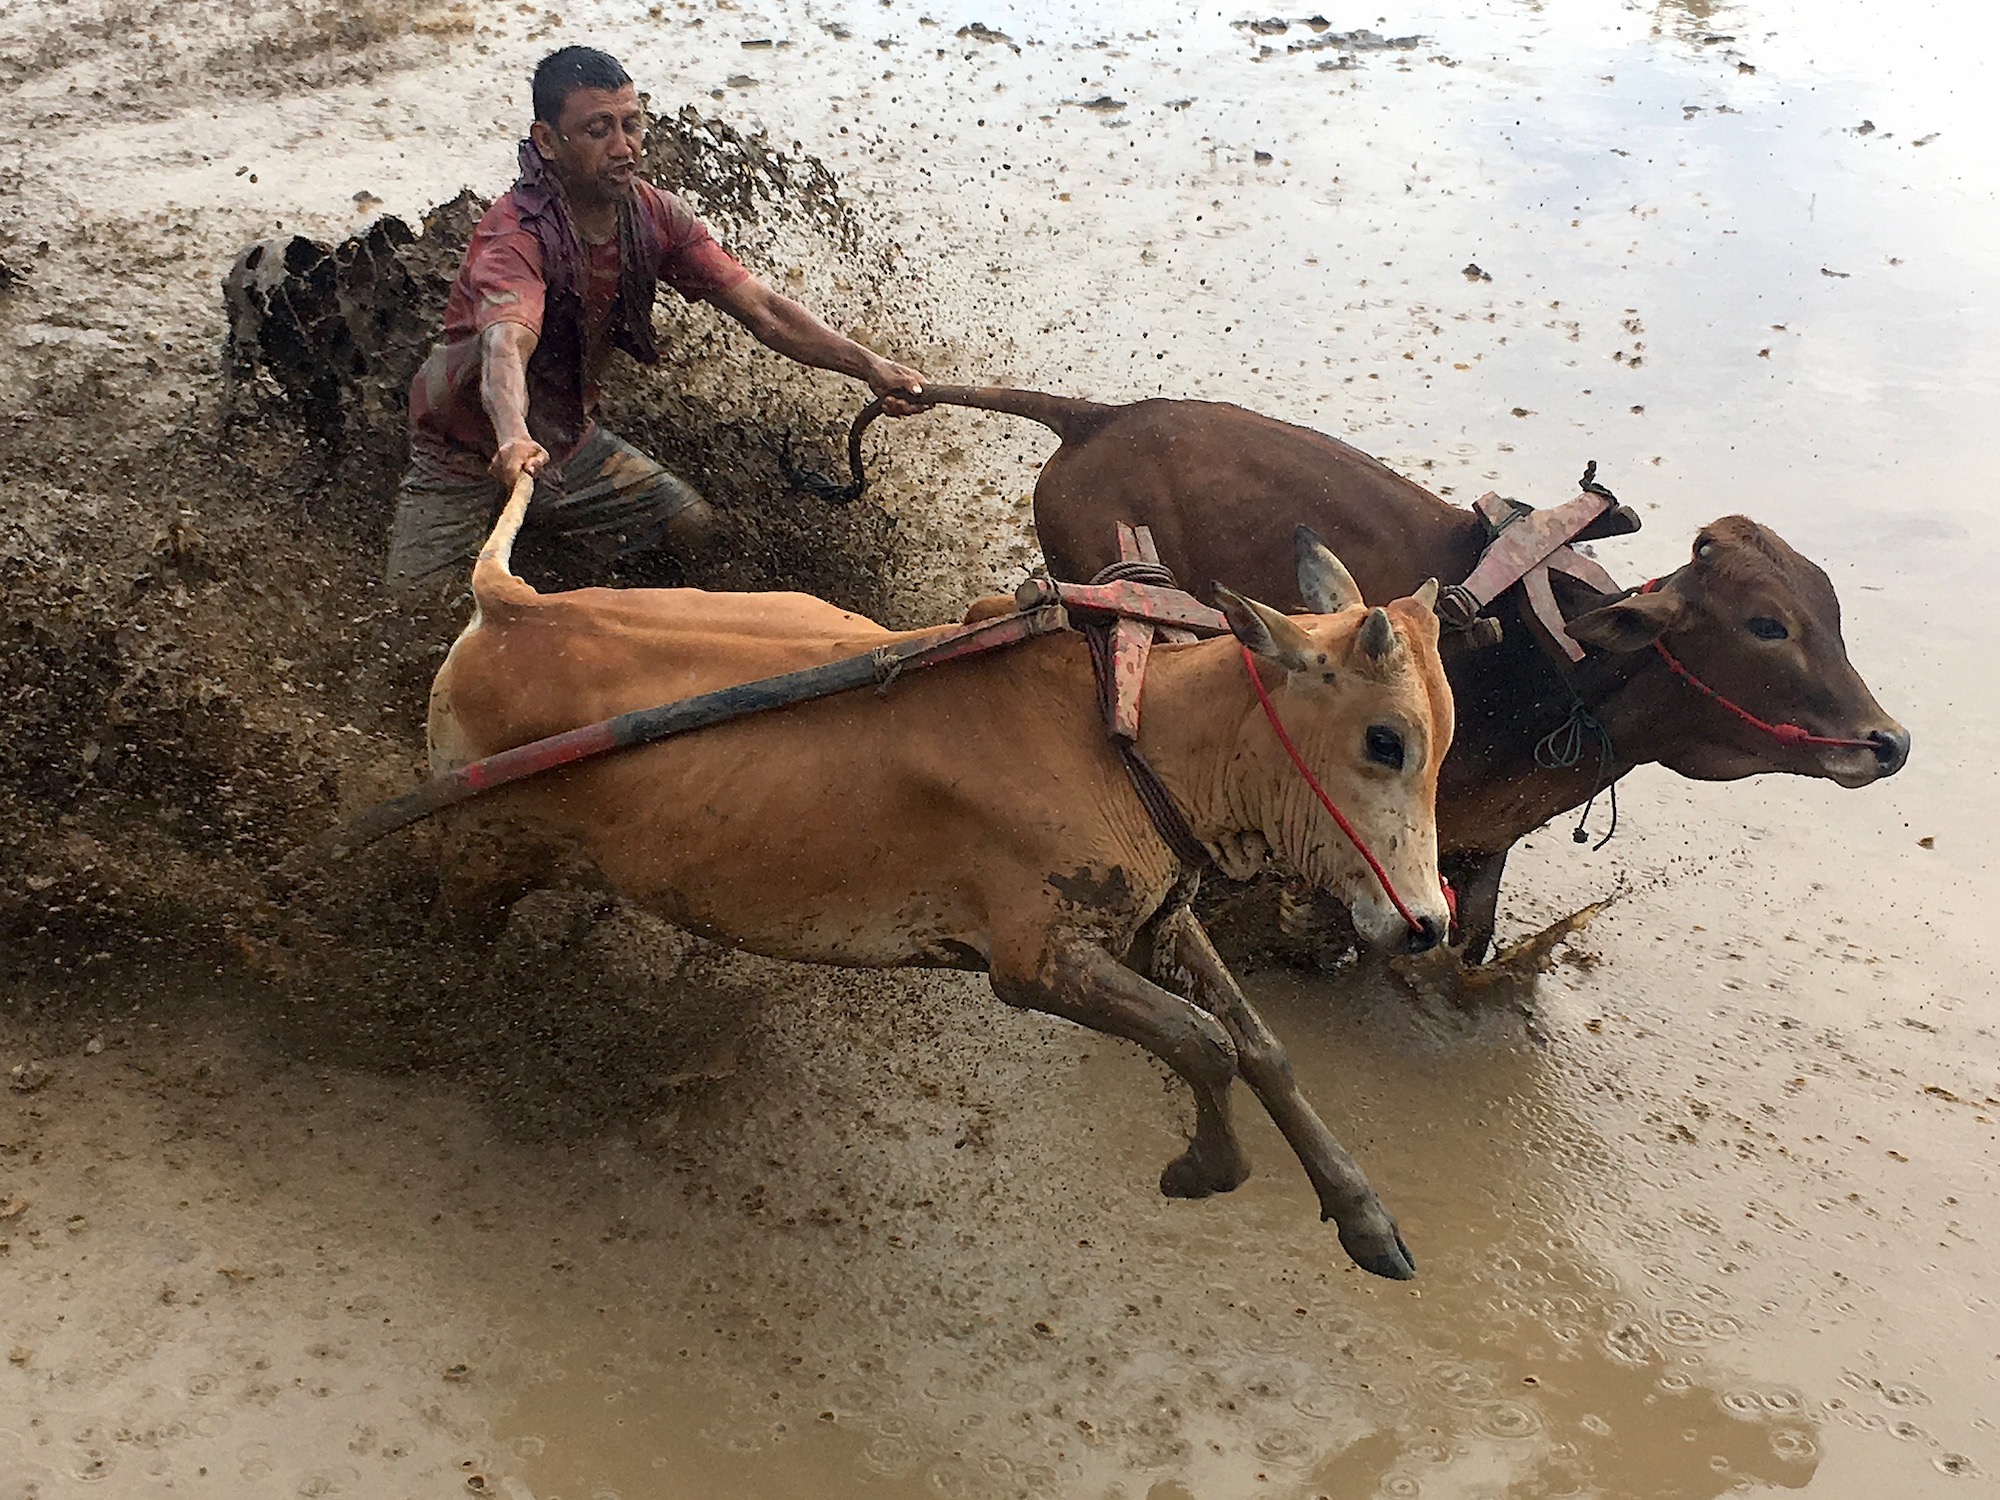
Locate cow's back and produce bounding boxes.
[1032,398,1484,606]
[429,586,899,772]
[423,584,1149,967]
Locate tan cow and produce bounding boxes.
[426,485,1455,1278]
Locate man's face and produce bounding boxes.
[533,83,645,204]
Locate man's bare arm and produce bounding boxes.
[480,322,551,485]
[710,277,928,415]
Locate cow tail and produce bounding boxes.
[787,384,1119,504]
[469,470,539,616]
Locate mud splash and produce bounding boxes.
[0,83,953,975]
[4,0,1999,1496]
[217,106,903,604]
[0,83,951,1160]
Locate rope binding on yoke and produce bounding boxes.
[1087,558,1180,591]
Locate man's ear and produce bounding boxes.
[1566,588,1687,653]
[1214,585,1320,672]
[529,119,559,159]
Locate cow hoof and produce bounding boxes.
[1160,1140,1250,1200]
[1333,1213,1418,1281]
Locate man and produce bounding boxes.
[386,45,927,591]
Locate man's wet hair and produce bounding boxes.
[532,46,632,125]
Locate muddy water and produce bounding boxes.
[5,0,2000,1496]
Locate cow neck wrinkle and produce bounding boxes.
[1126,636,1264,849]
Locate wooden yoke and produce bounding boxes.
[1015,523,1230,740]
[1437,489,1633,663]
[321,524,1238,863]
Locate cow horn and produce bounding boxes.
[1359,606,1399,661]
[1214,584,1320,672]
[1412,578,1439,611]
[1294,526,1363,614]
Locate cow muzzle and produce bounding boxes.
[1350,888,1452,954]
[1868,726,1912,777]
[1821,723,1910,787]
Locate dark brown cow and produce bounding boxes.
[866,387,1910,959]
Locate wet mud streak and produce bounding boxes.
[1046,864,1135,911]
[1388,898,1615,1012]
[0,0,476,113]
[221,194,482,489]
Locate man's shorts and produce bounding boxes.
[383,426,702,592]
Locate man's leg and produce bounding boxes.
[383,465,495,595]
[531,427,717,572]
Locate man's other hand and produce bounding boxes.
[867,359,930,417]
[490,437,551,489]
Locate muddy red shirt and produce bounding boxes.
[407,178,749,476]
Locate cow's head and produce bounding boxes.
[1212,529,1455,954]
[1566,516,1910,786]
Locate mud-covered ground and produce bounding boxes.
[4,0,1999,1497]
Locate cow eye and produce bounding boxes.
[1365,725,1406,770]
[1746,616,1789,641]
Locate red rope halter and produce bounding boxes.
[1638,579,1876,751]
[1238,643,1452,937]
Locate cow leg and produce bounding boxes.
[1444,848,1510,964]
[1159,908,1416,1280]
[990,938,1249,1200]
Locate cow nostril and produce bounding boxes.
[1868,728,1911,775]
[1405,916,1444,954]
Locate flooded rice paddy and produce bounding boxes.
[2,0,1998,1495]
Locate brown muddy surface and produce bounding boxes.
[3,0,1997,1497]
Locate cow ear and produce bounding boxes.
[1566,588,1687,653]
[1215,584,1320,672]
[1294,526,1363,614]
